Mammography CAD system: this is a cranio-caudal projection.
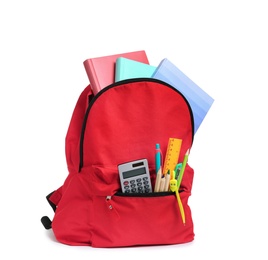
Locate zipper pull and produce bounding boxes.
[106,196,120,220]
[106,196,113,209]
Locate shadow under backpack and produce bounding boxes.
[41,78,195,248]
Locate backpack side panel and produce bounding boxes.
[63,85,93,188]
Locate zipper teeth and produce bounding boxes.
[78,99,92,171]
[78,78,194,172]
[114,191,175,198]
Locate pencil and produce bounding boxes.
[164,170,171,191]
[159,175,165,192]
[154,168,162,192]
[176,191,185,225]
[170,178,185,225]
[177,149,189,189]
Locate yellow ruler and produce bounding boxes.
[162,138,182,176]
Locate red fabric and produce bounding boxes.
[52,80,195,247]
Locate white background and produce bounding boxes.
[1,0,268,259]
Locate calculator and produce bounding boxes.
[118,159,152,193]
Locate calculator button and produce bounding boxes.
[137,182,142,186]
[131,184,136,188]
[143,177,148,181]
[136,178,142,182]
[131,188,137,192]
[123,181,129,185]
[130,180,135,184]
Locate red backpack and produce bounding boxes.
[41,78,195,247]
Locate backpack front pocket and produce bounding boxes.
[91,191,194,247]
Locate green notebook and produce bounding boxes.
[115,57,156,82]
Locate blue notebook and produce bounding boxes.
[115,57,156,82]
[152,58,214,134]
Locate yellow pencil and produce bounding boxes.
[170,177,185,225]
[175,190,185,225]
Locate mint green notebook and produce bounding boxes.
[115,57,156,82]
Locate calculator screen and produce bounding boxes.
[122,167,146,179]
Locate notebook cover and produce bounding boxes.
[152,58,214,134]
[115,57,156,82]
[83,50,149,95]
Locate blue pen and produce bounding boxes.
[154,143,162,192]
[155,143,161,174]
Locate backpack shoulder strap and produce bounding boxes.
[41,186,62,229]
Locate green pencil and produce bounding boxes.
[177,149,189,189]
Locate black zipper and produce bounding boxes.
[114,191,174,197]
[78,78,194,172]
